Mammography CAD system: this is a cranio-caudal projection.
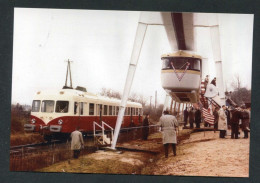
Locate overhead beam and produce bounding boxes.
[171,13,187,50]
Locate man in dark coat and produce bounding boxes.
[188,107,195,129]
[225,107,231,126]
[213,107,219,132]
[231,107,241,139]
[183,107,189,128]
[241,106,250,138]
[195,107,201,128]
[142,114,149,140]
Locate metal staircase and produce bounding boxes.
[93,121,114,146]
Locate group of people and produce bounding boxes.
[213,105,250,139]
[183,107,202,129]
[69,103,250,160]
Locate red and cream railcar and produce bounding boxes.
[24,88,143,139]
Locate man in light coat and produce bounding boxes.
[158,110,178,158]
[71,127,84,158]
[218,105,227,138]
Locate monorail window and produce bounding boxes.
[109,106,112,115]
[162,57,201,71]
[89,103,95,115]
[104,105,108,115]
[55,101,69,113]
[32,100,41,112]
[41,100,54,113]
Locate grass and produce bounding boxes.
[38,129,193,175]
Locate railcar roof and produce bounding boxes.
[33,89,142,107]
[161,50,202,59]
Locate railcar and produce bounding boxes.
[161,50,202,103]
[24,87,143,140]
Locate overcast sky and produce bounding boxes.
[12,8,254,105]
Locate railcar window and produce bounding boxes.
[112,106,115,115]
[41,100,54,113]
[74,102,78,115]
[104,105,108,115]
[131,108,134,116]
[80,102,84,115]
[32,100,41,112]
[55,101,69,113]
[116,106,119,115]
[136,108,138,115]
[96,104,101,116]
[124,107,128,115]
[89,103,95,115]
[109,106,112,115]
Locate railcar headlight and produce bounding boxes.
[58,119,63,125]
[31,118,36,124]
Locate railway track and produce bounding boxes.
[10,125,160,171]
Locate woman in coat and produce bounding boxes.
[218,105,227,138]
[158,110,178,158]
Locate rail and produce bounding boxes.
[102,121,114,144]
[93,121,102,138]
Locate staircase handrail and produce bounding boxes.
[102,121,114,144]
[93,121,103,138]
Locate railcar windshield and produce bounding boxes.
[32,100,41,112]
[162,57,201,71]
[55,101,69,113]
[41,100,54,113]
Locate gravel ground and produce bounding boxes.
[152,130,250,177]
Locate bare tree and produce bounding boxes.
[99,88,121,99]
[230,74,251,105]
[231,74,242,91]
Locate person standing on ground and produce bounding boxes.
[213,107,219,132]
[195,107,201,128]
[218,105,227,138]
[158,110,178,158]
[241,106,250,138]
[183,107,189,128]
[142,114,150,140]
[71,127,84,159]
[231,106,241,139]
[188,107,195,129]
[225,106,231,127]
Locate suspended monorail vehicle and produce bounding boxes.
[161,50,202,103]
[24,87,143,140]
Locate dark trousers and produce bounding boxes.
[164,143,176,158]
[73,150,80,159]
[219,130,226,138]
[184,118,188,127]
[231,123,239,139]
[243,130,249,138]
[189,121,194,129]
[195,122,200,128]
[142,127,149,140]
